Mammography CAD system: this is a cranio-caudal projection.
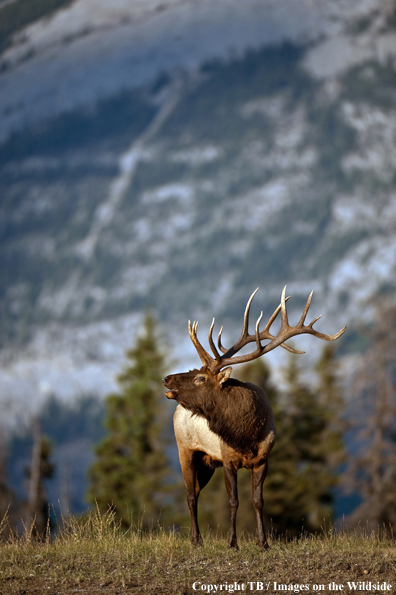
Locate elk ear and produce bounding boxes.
[218,367,232,386]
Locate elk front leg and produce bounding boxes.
[223,463,239,549]
[179,448,201,545]
[252,462,269,549]
[179,449,215,546]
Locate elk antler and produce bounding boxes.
[188,286,347,374]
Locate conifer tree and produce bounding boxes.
[346,300,396,530]
[275,348,344,534]
[0,430,15,536]
[87,313,176,528]
[26,421,55,535]
[315,344,345,471]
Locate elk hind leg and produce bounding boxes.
[252,462,269,549]
[196,453,216,493]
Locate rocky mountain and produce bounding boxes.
[1,0,396,430]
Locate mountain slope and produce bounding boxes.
[0,0,395,423]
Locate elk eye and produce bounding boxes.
[194,376,206,383]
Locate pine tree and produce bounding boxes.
[25,420,55,535]
[274,349,343,534]
[315,344,345,472]
[346,300,396,530]
[0,429,15,537]
[87,313,176,528]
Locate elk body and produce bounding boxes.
[163,287,346,549]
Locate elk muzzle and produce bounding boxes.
[162,376,179,399]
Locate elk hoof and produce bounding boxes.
[228,538,239,549]
[192,535,203,547]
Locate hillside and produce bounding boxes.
[0,0,396,423]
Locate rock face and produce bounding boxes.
[1,0,396,423]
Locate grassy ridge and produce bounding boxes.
[0,509,395,594]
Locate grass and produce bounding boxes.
[0,508,395,594]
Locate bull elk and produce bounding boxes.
[163,287,346,549]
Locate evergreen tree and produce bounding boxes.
[25,421,55,535]
[315,344,345,471]
[87,314,176,528]
[346,300,396,530]
[274,348,344,535]
[0,429,15,537]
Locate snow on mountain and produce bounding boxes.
[0,0,395,429]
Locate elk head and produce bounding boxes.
[163,366,232,411]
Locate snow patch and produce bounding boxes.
[331,196,378,233]
[240,94,287,119]
[329,236,396,304]
[341,103,396,182]
[170,145,223,165]
[141,183,194,204]
[304,31,396,79]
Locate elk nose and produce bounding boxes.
[162,376,171,385]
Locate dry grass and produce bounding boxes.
[0,508,395,594]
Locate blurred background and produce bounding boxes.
[0,0,396,537]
